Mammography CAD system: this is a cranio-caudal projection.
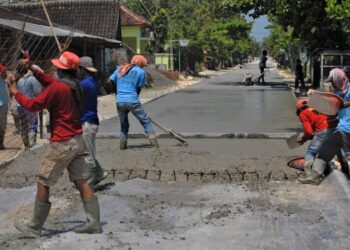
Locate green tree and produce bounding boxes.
[221,0,348,54]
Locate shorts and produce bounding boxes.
[37,134,88,186]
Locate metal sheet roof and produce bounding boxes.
[0,18,121,47]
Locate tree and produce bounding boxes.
[221,0,348,54]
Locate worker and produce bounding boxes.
[8,51,102,237]
[107,55,159,149]
[299,68,350,184]
[295,98,348,179]
[78,56,107,187]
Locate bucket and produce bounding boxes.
[287,156,305,171]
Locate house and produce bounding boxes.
[119,2,151,55]
[5,0,122,73]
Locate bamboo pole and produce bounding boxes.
[39,0,62,53]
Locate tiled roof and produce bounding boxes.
[7,0,119,39]
[119,2,150,26]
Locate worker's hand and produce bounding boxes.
[7,74,18,96]
[297,134,305,145]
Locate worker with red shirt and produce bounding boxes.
[8,51,102,237]
[296,98,348,179]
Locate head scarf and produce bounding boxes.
[119,55,147,78]
[328,68,349,93]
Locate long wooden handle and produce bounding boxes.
[150,118,188,144]
[40,0,62,53]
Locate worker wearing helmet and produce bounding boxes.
[295,98,344,179]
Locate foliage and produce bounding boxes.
[125,0,256,70]
[221,0,348,54]
[326,0,350,32]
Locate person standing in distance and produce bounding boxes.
[257,50,268,85]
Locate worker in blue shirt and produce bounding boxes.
[108,55,159,149]
[79,56,107,187]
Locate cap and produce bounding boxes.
[51,51,80,70]
[79,56,97,72]
[296,98,308,110]
[343,66,350,75]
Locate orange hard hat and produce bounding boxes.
[51,51,80,70]
[296,98,308,110]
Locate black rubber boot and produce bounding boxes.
[74,196,102,234]
[120,137,127,150]
[15,199,51,238]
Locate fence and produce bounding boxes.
[0,20,72,152]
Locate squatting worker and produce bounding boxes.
[299,68,350,185]
[78,56,107,187]
[295,98,348,181]
[8,51,102,237]
[107,55,159,149]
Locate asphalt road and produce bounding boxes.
[99,61,300,134]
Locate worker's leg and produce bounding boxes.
[117,103,130,149]
[68,137,102,234]
[299,130,342,185]
[82,122,107,186]
[130,103,159,147]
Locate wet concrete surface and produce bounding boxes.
[1,173,349,250]
[0,138,308,188]
[99,62,300,134]
[1,63,350,249]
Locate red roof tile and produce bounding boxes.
[119,2,150,26]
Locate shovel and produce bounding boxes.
[150,118,189,145]
[286,133,302,149]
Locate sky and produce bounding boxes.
[248,15,271,42]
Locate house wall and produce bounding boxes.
[122,26,141,54]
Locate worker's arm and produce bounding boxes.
[342,101,350,108]
[30,68,56,88]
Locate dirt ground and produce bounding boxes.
[1,138,349,250]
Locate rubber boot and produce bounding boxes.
[29,131,37,147]
[74,196,102,234]
[21,133,30,150]
[87,161,108,187]
[148,134,159,148]
[120,137,127,150]
[15,199,51,238]
[298,158,326,185]
[303,158,314,176]
[94,160,108,185]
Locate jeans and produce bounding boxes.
[305,128,336,161]
[82,122,100,170]
[116,102,155,138]
[317,129,350,162]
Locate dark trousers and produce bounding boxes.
[257,66,265,84]
[295,74,305,89]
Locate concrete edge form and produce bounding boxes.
[96,132,296,139]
